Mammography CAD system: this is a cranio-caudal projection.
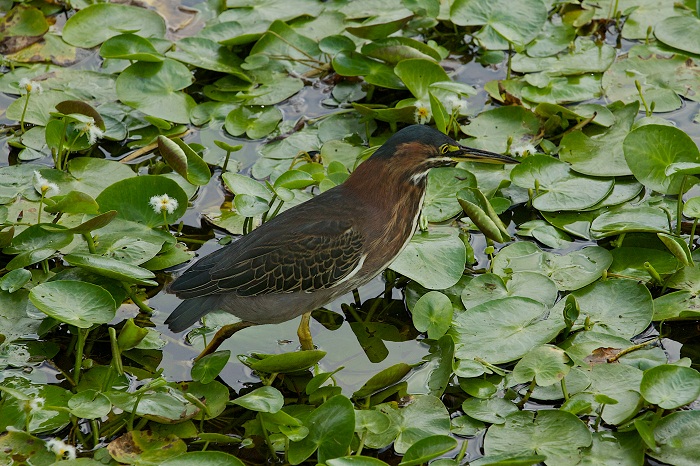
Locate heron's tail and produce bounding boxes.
[165,295,221,333]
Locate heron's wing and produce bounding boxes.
[170,218,366,298]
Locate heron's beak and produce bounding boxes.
[448,144,520,164]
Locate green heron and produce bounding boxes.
[166,125,517,358]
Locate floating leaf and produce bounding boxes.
[640,364,700,409]
[62,3,166,48]
[450,297,564,364]
[484,410,592,466]
[29,281,116,328]
[116,59,195,124]
[624,124,700,195]
[390,227,466,290]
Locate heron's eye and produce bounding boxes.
[440,144,450,154]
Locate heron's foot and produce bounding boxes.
[195,321,254,361]
[297,312,314,351]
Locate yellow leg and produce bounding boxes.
[195,321,254,361]
[297,312,314,351]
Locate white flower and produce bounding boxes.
[33,171,60,197]
[45,438,77,460]
[149,194,179,214]
[77,118,104,145]
[445,95,467,114]
[414,100,432,125]
[19,78,42,95]
[510,143,538,157]
[28,396,45,413]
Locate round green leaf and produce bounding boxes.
[512,345,571,386]
[461,272,558,309]
[167,37,249,78]
[225,106,282,139]
[640,364,700,409]
[450,297,565,364]
[107,431,186,464]
[423,167,476,222]
[570,279,653,338]
[327,457,390,466]
[649,411,700,466]
[450,0,547,47]
[461,397,518,425]
[62,3,166,48]
[510,155,614,211]
[100,33,163,62]
[655,15,700,55]
[68,389,112,419]
[332,51,405,89]
[29,281,116,328]
[288,395,355,465]
[624,124,700,195]
[116,59,195,124]
[399,435,457,466]
[191,350,231,385]
[484,410,592,466]
[590,206,669,239]
[412,291,453,340]
[230,386,284,413]
[390,227,466,290]
[95,175,187,227]
[394,59,450,100]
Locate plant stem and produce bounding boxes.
[73,327,90,386]
[123,283,154,314]
[561,377,570,401]
[37,192,45,223]
[677,175,689,236]
[82,232,97,254]
[19,92,30,133]
[517,379,537,408]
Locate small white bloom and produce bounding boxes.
[45,438,77,460]
[77,118,104,145]
[33,171,60,197]
[414,100,432,125]
[510,143,538,157]
[445,95,466,114]
[149,194,179,214]
[28,396,45,413]
[19,78,42,95]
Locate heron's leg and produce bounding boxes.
[195,321,255,361]
[297,312,314,351]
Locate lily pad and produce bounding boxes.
[484,410,592,466]
[390,227,466,290]
[510,155,614,211]
[461,272,558,309]
[450,297,565,364]
[603,46,700,113]
[62,3,166,48]
[95,175,187,227]
[569,279,653,338]
[640,364,700,409]
[450,0,547,48]
[624,124,700,195]
[116,59,195,124]
[649,411,700,466]
[559,102,638,177]
[655,15,700,55]
[288,395,355,465]
[29,281,116,328]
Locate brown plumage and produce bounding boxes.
[166,125,517,333]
